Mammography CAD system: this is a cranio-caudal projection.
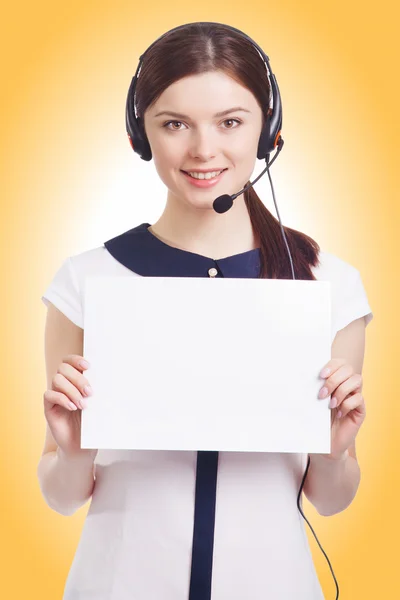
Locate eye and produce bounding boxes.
[162,118,243,131]
[163,121,187,131]
[222,118,242,129]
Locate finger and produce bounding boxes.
[51,372,87,410]
[43,389,79,412]
[331,373,363,408]
[319,363,354,399]
[63,354,91,372]
[331,406,341,426]
[320,358,347,379]
[337,392,365,419]
[57,361,93,399]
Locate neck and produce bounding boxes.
[149,194,259,260]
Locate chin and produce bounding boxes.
[174,190,217,211]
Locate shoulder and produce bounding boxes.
[69,244,127,275]
[68,244,140,285]
[311,249,360,283]
[311,250,373,340]
[42,244,140,330]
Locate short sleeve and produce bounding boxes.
[332,265,373,336]
[41,257,83,329]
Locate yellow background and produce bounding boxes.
[1,1,398,598]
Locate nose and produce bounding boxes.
[188,127,219,161]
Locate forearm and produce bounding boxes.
[37,448,96,516]
[305,452,361,516]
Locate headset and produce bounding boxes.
[125,21,340,599]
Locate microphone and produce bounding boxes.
[212,139,284,214]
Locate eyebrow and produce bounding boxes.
[154,106,252,119]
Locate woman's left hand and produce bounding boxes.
[318,358,366,460]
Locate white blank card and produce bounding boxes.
[81,277,332,453]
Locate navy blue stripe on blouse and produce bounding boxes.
[188,451,219,599]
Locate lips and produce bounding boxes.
[180,168,228,188]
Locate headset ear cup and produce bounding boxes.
[257,115,274,159]
[135,117,152,161]
[125,91,152,161]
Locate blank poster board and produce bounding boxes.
[81,277,332,453]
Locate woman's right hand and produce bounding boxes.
[43,354,98,461]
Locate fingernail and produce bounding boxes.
[84,385,93,396]
[80,398,88,409]
[337,410,342,419]
[320,367,331,378]
[79,360,90,369]
[318,386,329,399]
[330,396,338,409]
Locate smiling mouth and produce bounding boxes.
[181,168,228,177]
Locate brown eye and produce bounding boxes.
[222,119,241,129]
[164,120,185,130]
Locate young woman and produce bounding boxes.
[38,21,373,600]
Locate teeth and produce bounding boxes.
[187,170,224,180]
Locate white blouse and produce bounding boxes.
[41,223,373,599]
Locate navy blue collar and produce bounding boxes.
[104,222,261,278]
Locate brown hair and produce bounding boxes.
[134,22,321,279]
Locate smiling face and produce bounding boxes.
[143,70,264,210]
